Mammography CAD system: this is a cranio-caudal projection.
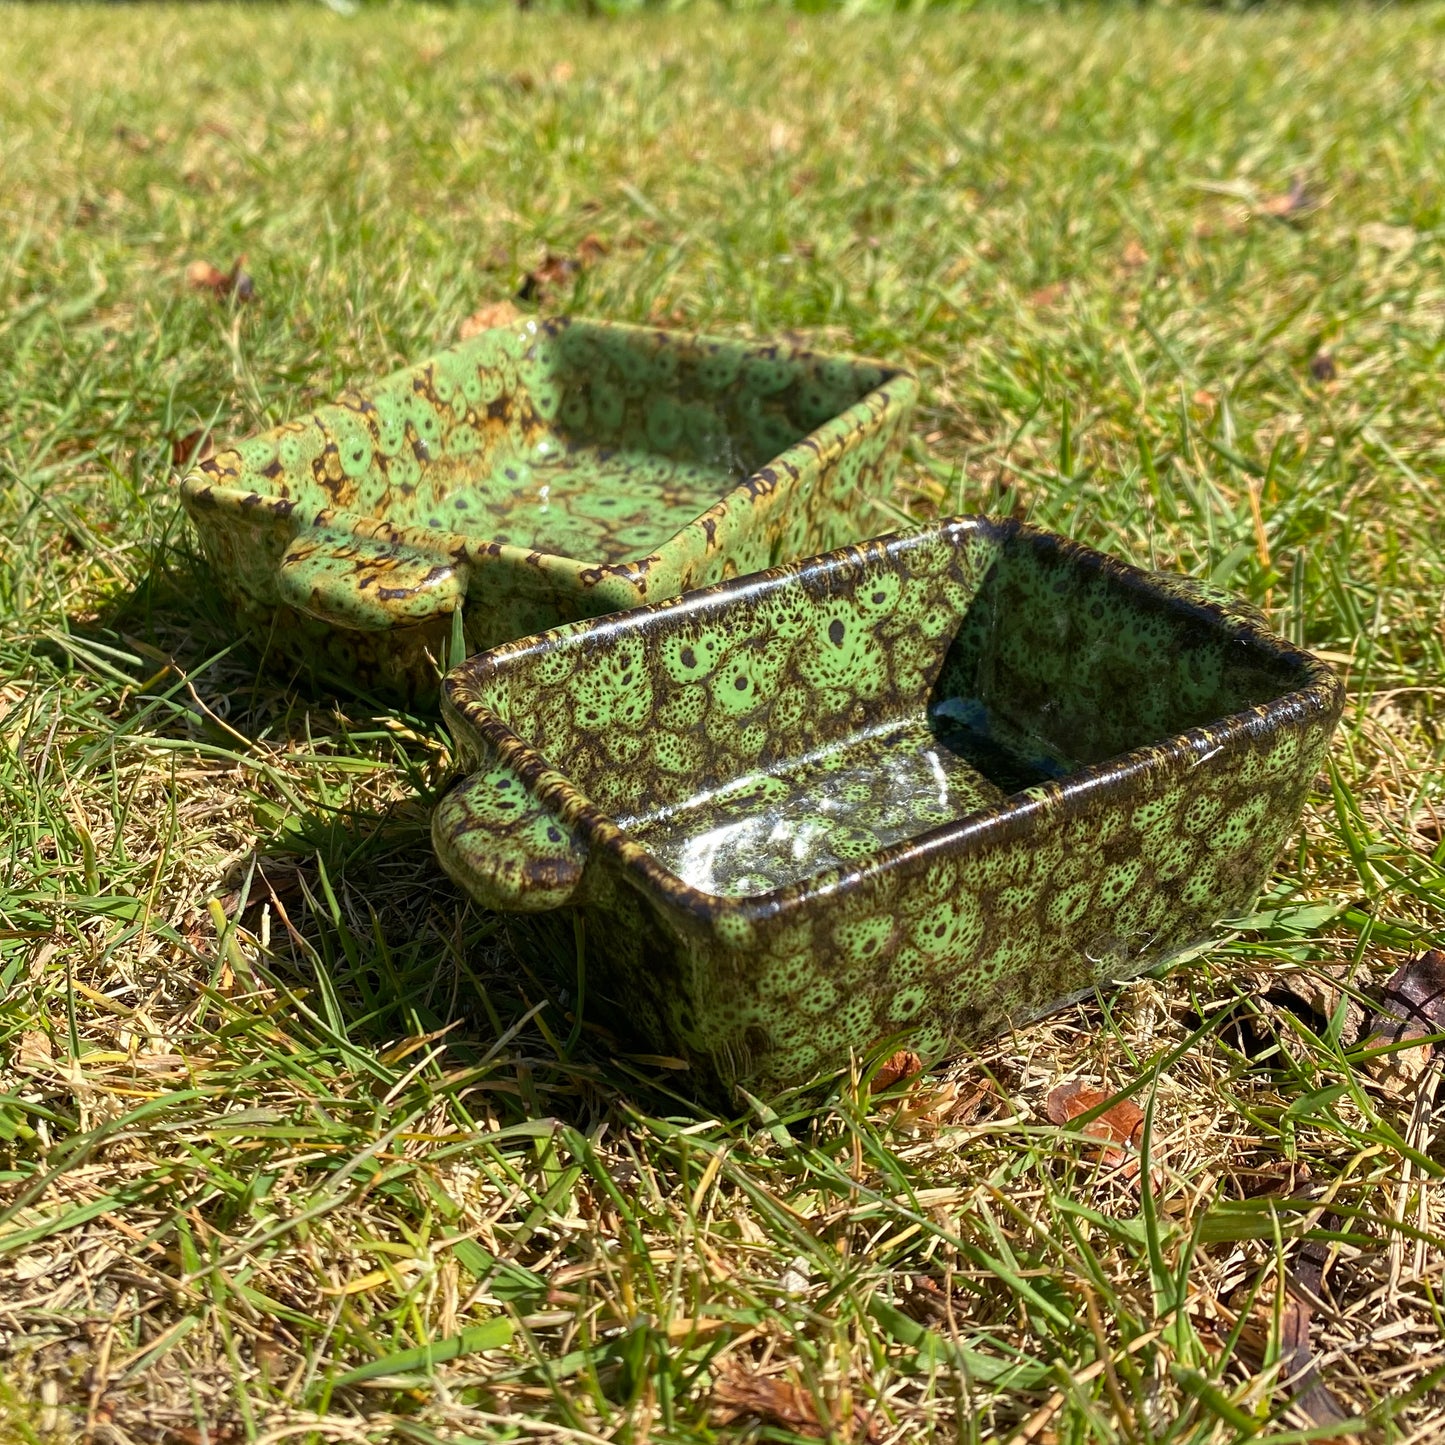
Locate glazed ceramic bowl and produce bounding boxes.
[432,517,1342,1099]
[179,317,916,701]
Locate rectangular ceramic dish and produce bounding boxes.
[432,517,1343,1100]
[180,317,916,701]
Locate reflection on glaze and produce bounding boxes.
[624,710,1076,896]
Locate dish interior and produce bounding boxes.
[475,524,1304,897]
[222,321,892,565]
[621,706,1073,897]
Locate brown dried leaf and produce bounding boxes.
[171,429,215,468]
[186,257,255,302]
[1029,281,1069,310]
[1268,966,1369,1045]
[576,232,608,266]
[871,1049,924,1092]
[1363,1035,1433,1094]
[458,298,522,340]
[1360,949,1445,1093]
[517,235,607,304]
[1376,949,1445,1038]
[1280,1231,1349,1428]
[114,124,155,153]
[1258,175,1320,224]
[15,1031,53,1072]
[1121,238,1149,268]
[712,1363,879,1441]
[1045,1080,1145,1170]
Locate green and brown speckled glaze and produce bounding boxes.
[179,317,916,702]
[433,517,1343,1100]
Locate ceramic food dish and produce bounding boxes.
[432,516,1343,1099]
[179,317,916,700]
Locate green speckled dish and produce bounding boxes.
[179,317,916,701]
[433,517,1342,1100]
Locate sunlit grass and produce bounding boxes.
[1,2,1443,1440]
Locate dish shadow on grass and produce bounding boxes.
[77,540,713,1129]
[230,800,717,1131]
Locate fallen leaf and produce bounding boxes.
[1045,1080,1145,1172]
[458,298,522,340]
[114,123,155,153]
[517,235,607,304]
[15,1031,53,1072]
[1309,351,1337,382]
[171,429,215,468]
[187,257,255,302]
[871,1049,923,1091]
[1360,949,1445,1093]
[1029,281,1069,310]
[1121,238,1149,268]
[1375,949,1445,1037]
[1280,1222,1349,1428]
[576,232,608,266]
[1268,966,1369,1045]
[1258,175,1320,224]
[712,1362,879,1441]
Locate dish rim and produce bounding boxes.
[178,315,919,587]
[440,514,1345,927]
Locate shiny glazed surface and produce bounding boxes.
[433,517,1344,1099]
[623,711,1064,897]
[179,316,916,702]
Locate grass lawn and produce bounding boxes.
[2,1,1444,1439]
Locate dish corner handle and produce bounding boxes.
[431,764,588,913]
[278,526,469,631]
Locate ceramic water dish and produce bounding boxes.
[179,317,916,700]
[432,516,1343,1099]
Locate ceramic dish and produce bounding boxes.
[431,517,1342,1099]
[179,317,916,700]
